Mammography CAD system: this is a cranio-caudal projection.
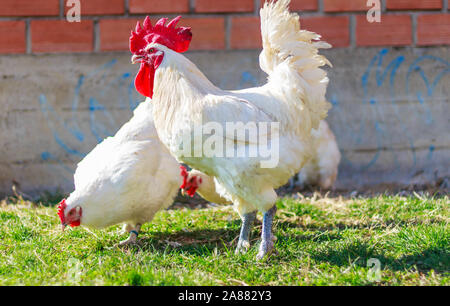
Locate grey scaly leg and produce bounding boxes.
[118,223,142,246]
[257,205,277,260]
[235,211,257,254]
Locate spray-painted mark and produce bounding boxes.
[333,48,449,179]
[38,51,449,186]
[39,59,142,180]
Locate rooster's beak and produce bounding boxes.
[181,189,185,196]
[131,55,143,64]
[61,224,66,232]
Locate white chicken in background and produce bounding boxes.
[57,101,182,245]
[130,0,332,259]
[180,166,230,205]
[292,120,341,190]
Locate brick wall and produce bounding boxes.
[0,0,449,54]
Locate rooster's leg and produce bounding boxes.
[257,205,277,260]
[235,211,257,254]
[118,223,142,246]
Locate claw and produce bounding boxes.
[235,211,256,255]
[235,240,250,254]
[116,225,141,247]
[116,236,137,247]
[256,205,277,260]
[256,239,275,260]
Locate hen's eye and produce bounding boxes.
[149,48,155,53]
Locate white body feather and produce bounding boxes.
[192,121,340,203]
[65,102,181,229]
[150,0,331,216]
[296,120,341,189]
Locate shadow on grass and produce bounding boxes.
[276,218,446,232]
[304,240,449,274]
[131,225,242,255]
[117,216,449,275]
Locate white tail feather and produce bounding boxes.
[259,0,331,132]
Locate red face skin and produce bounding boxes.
[64,207,82,230]
[182,176,202,197]
[180,166,203,197]
[132,47,165,98]
[57,199,82,231]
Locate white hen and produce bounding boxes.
[57,102,181,245]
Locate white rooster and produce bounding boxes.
[57,101,181,245]
[130,0,331,258]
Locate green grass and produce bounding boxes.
[0,193,448,285]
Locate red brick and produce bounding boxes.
[231,17,261,50]
[100,17,225,51]
[0,0,59,16]
[231,15,349,50]
[129,0,189,14]
[387,0,442,10]
[196,0,253,13]
[260,0,318,11]
[179,18,226,50]
[324,0,368,12]
[356,15,412,46]
[289,0,318,11]
[417,14,450,46]
[302,16,350,48]
[0,21,26,54]
[100,19,139,51]
[31,20,94,53]
[64,0,125,15]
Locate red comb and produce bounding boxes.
[130,16,192,54]
[57,199,67,224]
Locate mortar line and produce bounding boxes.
[26,18,31,54]
[318,0,324,14]
[225,15,231,50]
[254,0,260,16]
[411,13,417,47]
[125,0,129,16]
[60,0,64,19]
[94,18,100,53]
[349,14,356,49]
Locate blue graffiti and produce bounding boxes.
[39,59,142,178]
[40,51,449,183]
[240,71,259,87]
[335,48,449,176]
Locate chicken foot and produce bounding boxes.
[257,205,277,260]
[235,211,257,254]
[118,223,142,246]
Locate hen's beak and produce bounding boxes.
[61,224,66,232]
[132,54,144,64]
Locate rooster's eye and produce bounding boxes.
[149,48,155,53]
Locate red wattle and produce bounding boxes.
[135,62,155,98]
[70,220,81,227]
